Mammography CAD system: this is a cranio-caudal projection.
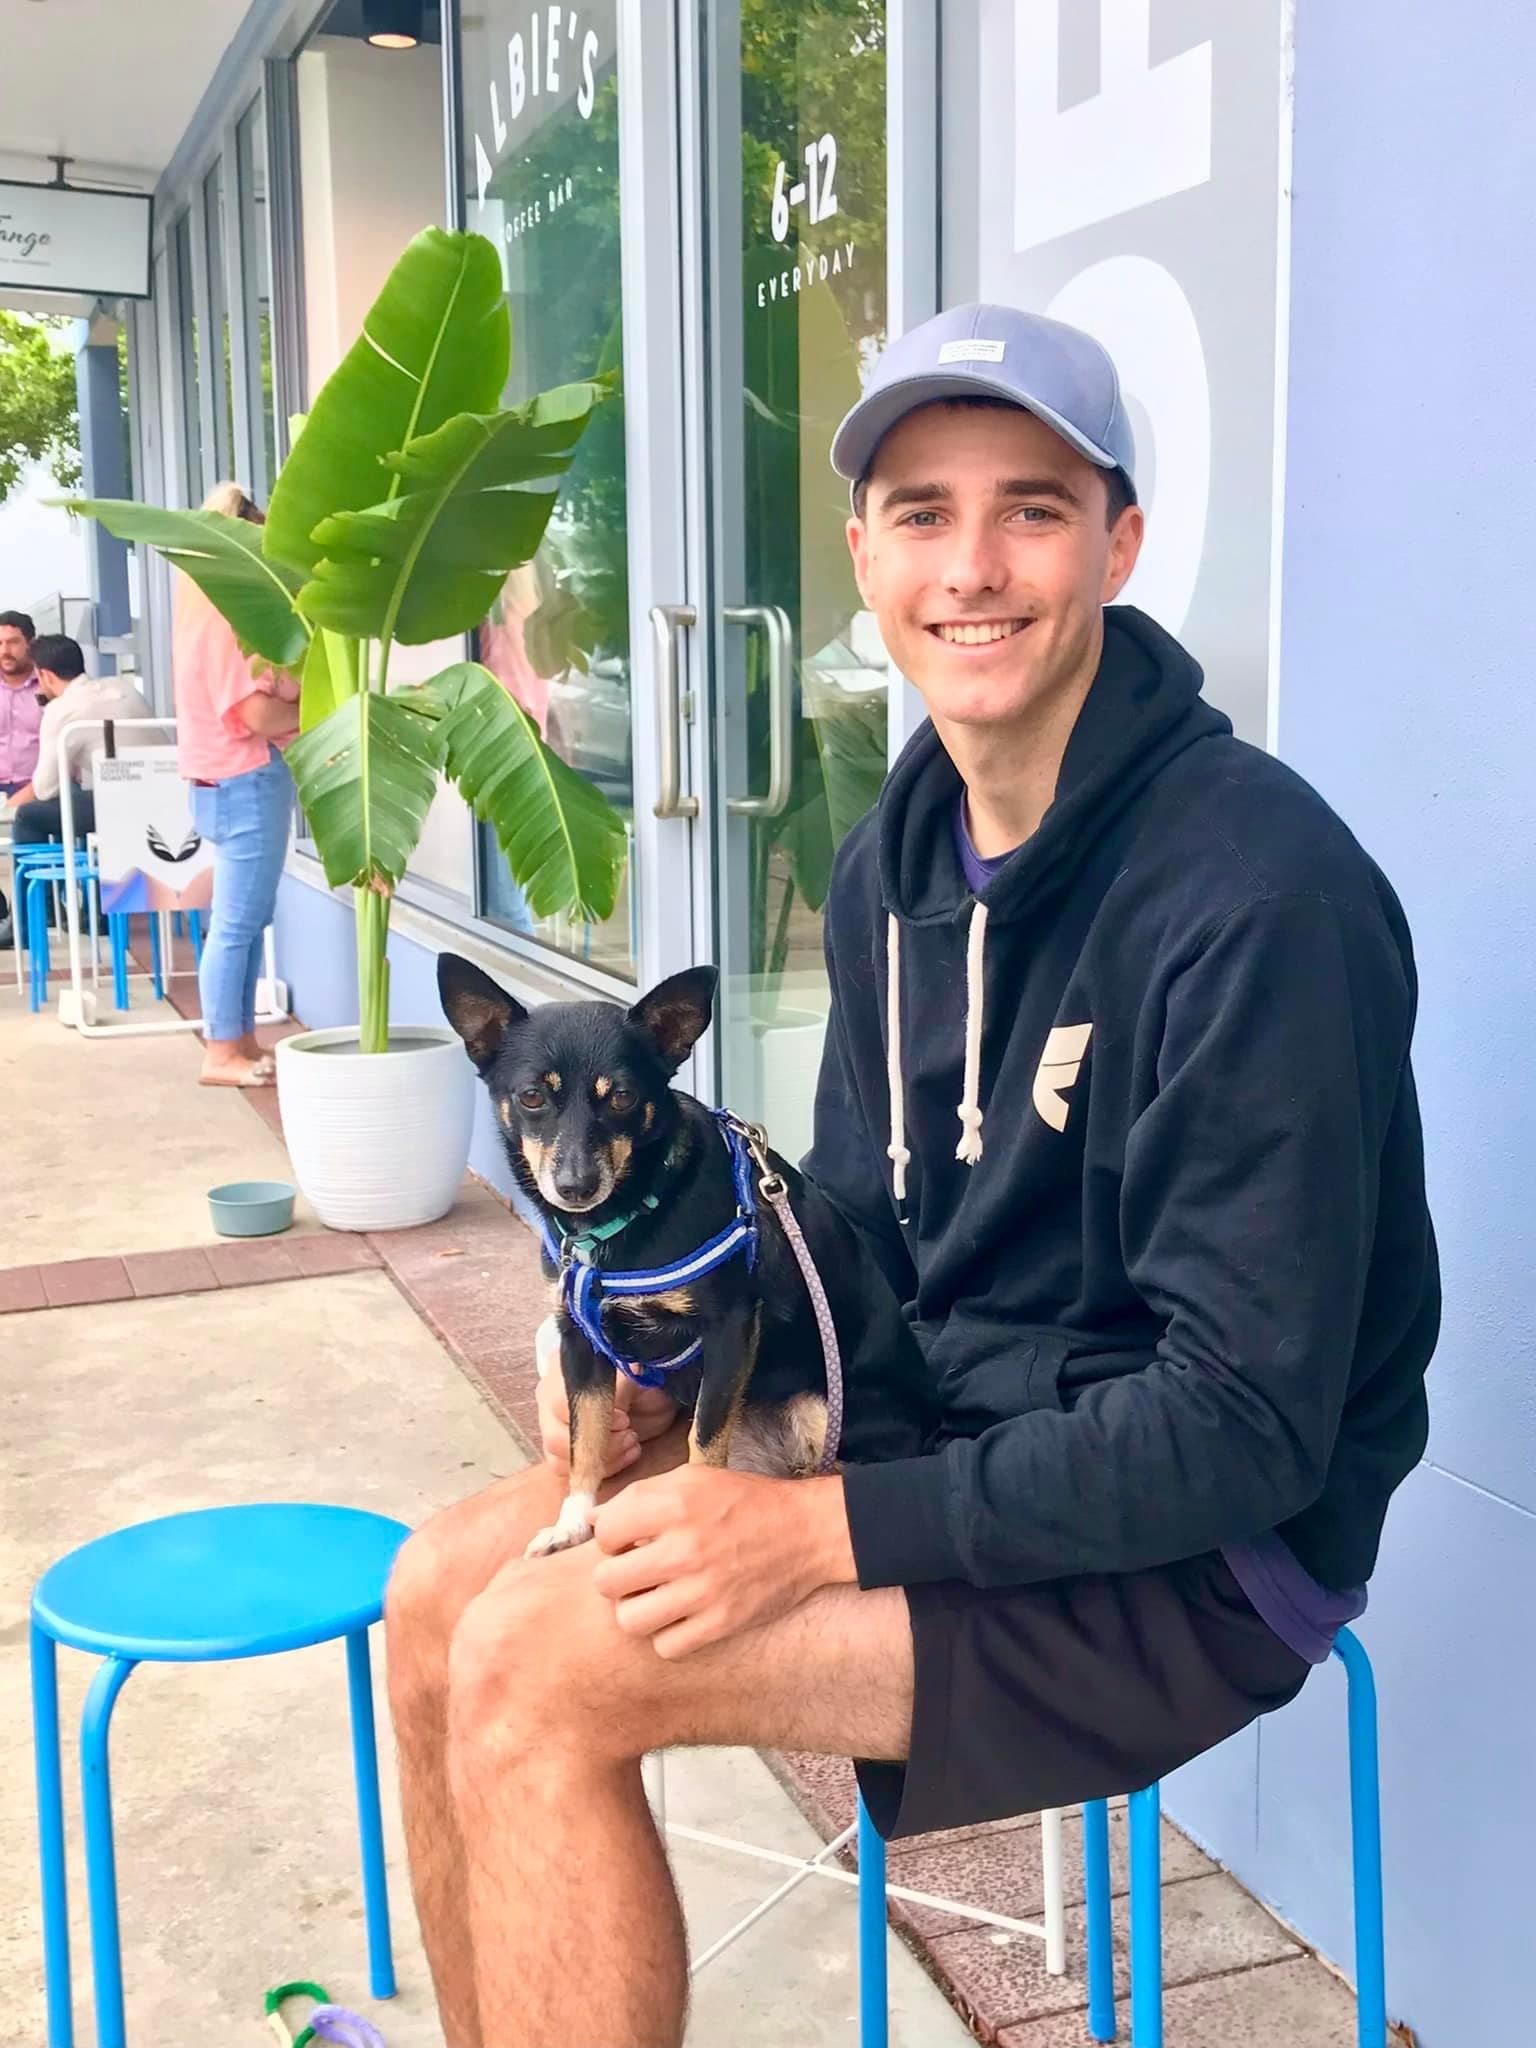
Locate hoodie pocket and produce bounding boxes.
[928,1316,1071,1439]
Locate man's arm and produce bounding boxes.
[840,890,1428,1590]
[234,691,300,739]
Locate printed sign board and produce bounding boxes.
[0,180,152,298]
[91,751,213,915]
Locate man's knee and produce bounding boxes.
[385,1520,463,1699]
[445,1562,634,1778]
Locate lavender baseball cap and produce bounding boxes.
[831,302,1136,496]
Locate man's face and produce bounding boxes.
[846,403,1144,733]
[0,626,32,679]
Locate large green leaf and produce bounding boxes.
[64,500,308,669]
[296,384,606,646]
[285,690,445,890]
[263,228,510,574]
[413,662,627,923]
[299,629,358,736]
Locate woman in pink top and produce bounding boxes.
[175,483,300,1088]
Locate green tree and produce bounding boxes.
[0,313,80,502]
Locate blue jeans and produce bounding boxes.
[189,753,293,1042]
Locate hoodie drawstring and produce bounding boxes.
[885,913,911,1207]
[955,900,989,1164]
[884,900,990,1209]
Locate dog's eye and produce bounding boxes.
[516,1088,546,1112]
[609,1087,636,1113]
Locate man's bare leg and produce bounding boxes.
[445,1538,913,2048]
[385,1428,691,2048]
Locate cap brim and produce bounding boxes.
[831,370,1119,488]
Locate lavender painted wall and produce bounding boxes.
[1164,5,1536,2040]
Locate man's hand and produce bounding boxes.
[590,1467,857,1660]
[534,1364,678,1479]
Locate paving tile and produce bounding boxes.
[125,1247,219,1299]
[0,1265,46,1313]
[886,1808,1214,1938]
[286,1233,382,1277]
[995,1955,1365,2047]
[205,1239,300,1288]
[923,1873,1300,2034]
[39,1256,132,1308]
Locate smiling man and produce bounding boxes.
[385,305,1439,2048]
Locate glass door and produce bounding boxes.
[692,0,893,1157]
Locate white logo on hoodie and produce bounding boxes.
[1033,1024,1093,1131]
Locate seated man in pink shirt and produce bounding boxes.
[0,609,43,949]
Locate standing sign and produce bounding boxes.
[943,1,1291,746]
[91,751,213,915]
[0,180,152,298]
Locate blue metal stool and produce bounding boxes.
[30,1503,409,2048]
[22,856,104,1013]
[1082,1623,1386,2047]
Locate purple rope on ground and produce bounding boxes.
[308,2008,387,2048]
[759,1181,844,1473]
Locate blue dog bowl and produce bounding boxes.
[207,1179,296,1238]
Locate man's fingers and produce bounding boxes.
[591,1478,672,1554]
[610,1578,707,1640]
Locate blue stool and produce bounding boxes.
[30,1503,409,2048]
[1082,1624,1386,2047]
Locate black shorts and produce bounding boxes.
[857,1551,1310,1841]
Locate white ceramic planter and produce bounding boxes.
[275,1026,475,1232]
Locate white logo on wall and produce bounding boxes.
[472,4,603,233]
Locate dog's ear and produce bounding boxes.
[627,966,719,1073]
[437,953,526,1072]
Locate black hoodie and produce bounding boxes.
[807,606,1438,1595]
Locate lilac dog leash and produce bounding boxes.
[734,1120,844,1474]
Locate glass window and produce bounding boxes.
[204,159,237,480]
[459,0,634,977]
[172,211,203,505]
[236,96,279,499]
[293,5,474,898]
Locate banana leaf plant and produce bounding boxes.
[68,228,627,1052]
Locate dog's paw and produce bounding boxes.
[524,1493,597,1558]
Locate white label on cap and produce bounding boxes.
[938,339,1006,363]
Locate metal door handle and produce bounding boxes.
[649,603,698,819]
[724,604,794,818]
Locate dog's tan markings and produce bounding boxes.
[728,1394,831,1478]
[521,1135,551,1179]
[497,1097,513,1128]
[647,1287,697,1318]
[543,1070,562,1092]
[642,1101,655,1132]
[606,1133,633,1179]
[689,1304,762,1470]
[593,1075,612,1099]
[568,1382,617,1499]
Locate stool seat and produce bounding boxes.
[32,1503,410,1663]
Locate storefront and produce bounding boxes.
[111,6,1535,2042]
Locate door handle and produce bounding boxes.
[724,604,794,818]
[648,603,699,819]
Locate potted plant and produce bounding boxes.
[71,227,626,1229]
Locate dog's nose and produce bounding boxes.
[553,1168,601,1205]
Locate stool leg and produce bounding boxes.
[856,1795,888,2048]
[1083,1798,1116,2041]
[108,917,128,1013]
[80,1656,136,2048]
[345,1628,396,1998]
[1128,1786,1163,2048]
[148,913,163,1001]
[31,1622,74,2047]
[1333,1628,1387,2048]
[1040,1805,1066,1975]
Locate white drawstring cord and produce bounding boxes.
[885,912,911,1206]
[955,900,989,1165]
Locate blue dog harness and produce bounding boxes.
[540,1111,761,1389]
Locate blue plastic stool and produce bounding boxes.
[30,1503,409,2048]
[1082,1624,1386,2047]
[857,1797,888,2048]
[22,857,104,1013]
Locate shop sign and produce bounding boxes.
[0,180,151,298]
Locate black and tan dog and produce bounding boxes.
[438,953,937,1557]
